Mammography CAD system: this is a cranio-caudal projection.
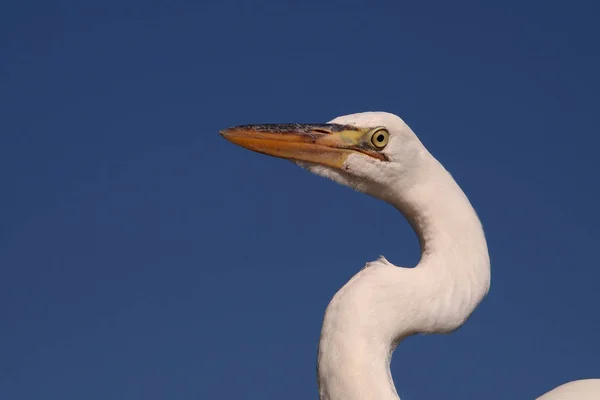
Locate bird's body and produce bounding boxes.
[537,379,600,399]
[220,112,599,399]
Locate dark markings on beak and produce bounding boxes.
[232,123,359,134]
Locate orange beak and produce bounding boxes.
[220,123,386,169]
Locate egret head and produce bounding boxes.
[220,112,430,200]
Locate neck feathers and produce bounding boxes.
[317,155,490,400]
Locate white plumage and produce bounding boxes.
[221,111,599,399]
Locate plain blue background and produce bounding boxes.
[1,0,599,399]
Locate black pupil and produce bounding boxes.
[376,134,385,143]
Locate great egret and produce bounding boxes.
[220,112,599,399]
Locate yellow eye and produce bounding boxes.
[370,128,389,149]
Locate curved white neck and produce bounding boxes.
[317,156,491,400]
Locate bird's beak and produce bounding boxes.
[219,123,386,169]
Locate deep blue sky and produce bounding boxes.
[1,0,599,399]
